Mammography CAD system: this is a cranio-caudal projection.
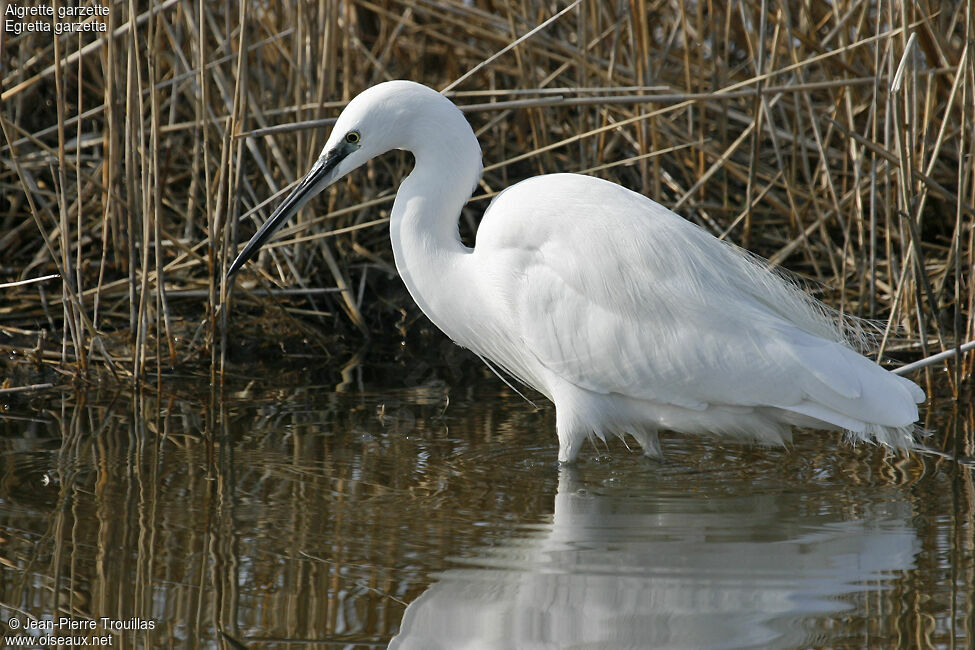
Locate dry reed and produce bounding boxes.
[1,0,972,391]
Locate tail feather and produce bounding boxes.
[782,335,923,432]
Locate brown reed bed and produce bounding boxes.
[1,0,972,392]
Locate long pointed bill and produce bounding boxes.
[227,145,350,278]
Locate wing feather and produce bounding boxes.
[473,174,915,428]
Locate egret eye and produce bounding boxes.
[345,131,360,145]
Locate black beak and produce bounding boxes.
[227,145,351,278]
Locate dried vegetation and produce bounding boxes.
[1,0,972,391]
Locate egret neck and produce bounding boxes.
[388,128,482,344]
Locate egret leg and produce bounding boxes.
[555,409,587,463]
[628,426,662,458]
[557,434,585,464]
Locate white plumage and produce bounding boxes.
[229,80,925,462]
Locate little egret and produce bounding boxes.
[228,80,925,462]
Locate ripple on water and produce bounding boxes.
[0,376,966,649]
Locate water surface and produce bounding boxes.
[0,354,971,648]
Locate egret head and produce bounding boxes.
[227,81,474,277]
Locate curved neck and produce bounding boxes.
[389,144,481,340]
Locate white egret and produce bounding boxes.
[228,80,925,462]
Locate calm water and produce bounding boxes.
[0,351,972,649]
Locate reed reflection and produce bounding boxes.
[0,380,971,648]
